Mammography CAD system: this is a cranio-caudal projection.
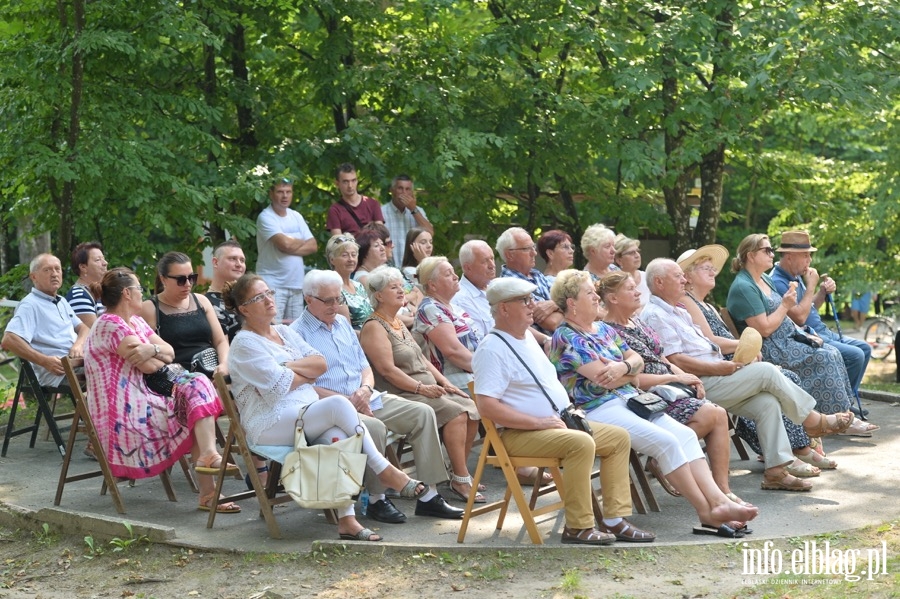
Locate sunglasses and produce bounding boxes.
[756,247,775,256]
[164,273,199,286]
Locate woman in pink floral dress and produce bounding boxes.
[85,267,239,514]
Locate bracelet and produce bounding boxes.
[625,360,638,376]
[361,384,373,393]
[414,382,422,394]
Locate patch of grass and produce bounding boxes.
[559,567,582,592]
[861,382,900,394]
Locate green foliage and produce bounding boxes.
[83,522,148,559]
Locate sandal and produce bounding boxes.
[561,527,615,546]
[198,493,241,514]
[693,523,745,538]
[646,457,680,497]
[448,473,485,504]
[399,478,429,500]
[803,412,853,438]
[838,418,880,438]
[339,527,382,542]
[244,465,269,491]
[451,470,486,492]
[796,450,837,470]
[597,519,656,543]
[194,453,240,476]
[516,467,553,487]
[761,468,813,492]
[786,459,820,478]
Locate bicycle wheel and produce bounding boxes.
[864,318,894,360]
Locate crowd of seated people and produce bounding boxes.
[9,169,880,545]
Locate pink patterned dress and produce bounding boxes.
[85,313,222,479]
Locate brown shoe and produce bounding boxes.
[761,468,813,492]
[597,519,656,543]
[561,527,615,546]
[803,412,852,438]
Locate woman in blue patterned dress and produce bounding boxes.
[549,270,758,536]
[725,235,863,423]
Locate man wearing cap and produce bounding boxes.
[641,258,852,491]
[473,277,655,544]
[769,231,872,414]
[256,177,318,323]
[496,227,560,345]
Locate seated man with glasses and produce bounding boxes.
[496,227,560,345]
[293,269,463,522]
[256,177,318,323]
[2,253,89,387]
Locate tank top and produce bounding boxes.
[153,293,214,369]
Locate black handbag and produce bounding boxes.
[190,347,219,378]
[488,332,593,436]
[144,364,186,396]
[625,391,668,420]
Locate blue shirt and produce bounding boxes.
[290,310,369,395]
[770,263,827,334]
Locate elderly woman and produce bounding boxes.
[359,266,484,503]
[325,234,368,328]
[537,229,575,283]
[598,270,748,502]
[613,234,649,308]
[413,257,481,389]
[224,273,427,542]
[725,235,871,432]
[141,252,228,377]
[678,246,834,474]
[550,269,758,537]
[66,241,108,327]
[85,268,239,514]
[581,223,619,283]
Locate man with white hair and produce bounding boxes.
[453,239,496,337]
[496,227,560,341]
[2,254,89,387]
[641,258,852,492]
[293,269,464,522]
[473,277,653,544]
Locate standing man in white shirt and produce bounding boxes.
[255,177,317,323]
[381,174,433,265]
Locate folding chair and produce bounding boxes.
[55,357,193,514]
[2,359,74,458]
[208,373,338,539]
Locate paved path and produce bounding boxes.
[1,395,895,553]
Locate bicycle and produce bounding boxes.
[864,314,895,361]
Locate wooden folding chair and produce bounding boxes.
[457,414,604,545]
[55,357,194,514]
[2,359,74,458]
[208,373,338,539]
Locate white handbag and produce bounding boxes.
[280,409,367,509]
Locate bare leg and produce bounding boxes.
[686,404,732,494]
[666,459,759,525]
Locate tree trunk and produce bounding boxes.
[695,144,725,246]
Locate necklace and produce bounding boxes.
[157,295,192,312]
[374,310,403,331]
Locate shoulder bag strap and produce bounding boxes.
[339,199,365,229]
[488,331,561,412]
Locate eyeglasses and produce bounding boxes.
[310,295,346,307]
[128,285,144,294]
[557,244,574,251]
[241,289,276,306]
[506,296,535,307]
[756,247,775,256]
[510,244,537,252]
[695,266,718,275]
[275,177,292,185]
[164,273,199,286]
[385,239,394,247]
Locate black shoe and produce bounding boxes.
[849,405,869,418]
[414,494,465,519]
[367,498,407,524]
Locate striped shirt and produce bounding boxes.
[291,310,368,395]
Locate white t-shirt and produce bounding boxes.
[473,330,568,419]
[255,205,314,289]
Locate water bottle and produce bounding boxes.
[360,488,369,516]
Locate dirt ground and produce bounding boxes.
[2,518,898,599]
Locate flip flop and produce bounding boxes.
[516,468,554,487]
[339,527,382,542]
[693,524,745,538]
[198,494,241,514]
[194,453,240,476]
[698,522,753,536]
